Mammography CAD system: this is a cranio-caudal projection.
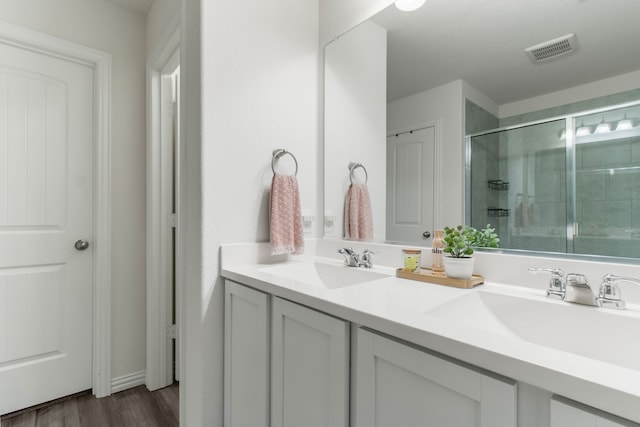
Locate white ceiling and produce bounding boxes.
[371,0,640,104]
[104,0,153,14]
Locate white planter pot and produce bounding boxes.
[443,256,475,280]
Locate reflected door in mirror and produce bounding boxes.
[386,127,436,243]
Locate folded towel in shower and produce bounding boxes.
[344,183,373,241]
[270,173,304,255]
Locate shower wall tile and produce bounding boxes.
[581,200,631,229]
[466,100,499,134]
[534,170,565,203]
[471,147,489,228]
[509,235,566,253]
[534,148,565,172]
[633,200,640,229]
[467,100,503,237]
[632,138,640,162]
[576,171,606,202]
[536,201,566,227]
[605,169,640,201]
[574,237,637,258]
[580,140,633,169]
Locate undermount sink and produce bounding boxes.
[426,290,640,370]
[259,261,389,289]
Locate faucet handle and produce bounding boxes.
[528,267,564,277]
[360,249,376,268]
[597,274,640,310]
[528,267,565,300]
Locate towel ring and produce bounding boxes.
[272,149,298,176]
[348,162,368,184]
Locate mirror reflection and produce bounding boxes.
[468,102,640,259]
[324,0,640,260]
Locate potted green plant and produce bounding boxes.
[467,224,500,249]
[442,225,499,279]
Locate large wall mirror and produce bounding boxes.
[324,0,640,261]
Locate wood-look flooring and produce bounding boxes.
[1,383,178,427]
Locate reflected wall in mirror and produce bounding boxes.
[323,0,640,259]
[325,20,387,241]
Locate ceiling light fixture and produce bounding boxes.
[615,115,637,131]
[575,121,593,137]
[558,128,566,140]
[395,0,426,12]
[594,118,611,134]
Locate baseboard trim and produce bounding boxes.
[111,371,146,393]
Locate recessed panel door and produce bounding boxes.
[386,126,436,243]
[0,39,94,414]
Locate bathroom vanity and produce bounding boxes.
[221,241,640,427]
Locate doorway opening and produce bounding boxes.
[146,39,181,391]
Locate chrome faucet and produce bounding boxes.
[564,273,597,306]
[528,268,597,306]
[337,248,375,268]
[596,274,640,310]
[528,267,565,300]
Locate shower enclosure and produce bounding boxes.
[466,101,640,259]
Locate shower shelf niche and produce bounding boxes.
[488,180,509,191]
[487,208,510,218]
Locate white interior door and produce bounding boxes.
[386,126,436,243]
[0,40,94,414]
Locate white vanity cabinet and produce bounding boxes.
[271,296,349,427]
[354,328,518,427]
[224,280,270,427]
[224,280,349,427]
[550,396,640,427]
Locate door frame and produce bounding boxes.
[146,27,180,391]
[0,22,113,397]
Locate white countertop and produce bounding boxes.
[221,254,640,423]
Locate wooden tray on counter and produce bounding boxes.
[396,268,484,289]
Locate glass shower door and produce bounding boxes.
[468,119,568,253]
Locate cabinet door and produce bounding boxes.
[224,281,270,427]
[354,328,517,427]
[550,396,640,427]
[271,297,349,427]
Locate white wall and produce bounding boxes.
[499,69,640,118]
[146,0,180,59]
[388,80,466,227]
[324,20,387,240]
[182,0,320,424]
[463,80,499,119]
[320,0,392,45]
[0,0,147,383]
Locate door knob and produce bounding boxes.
[422,231,431,239]
[75,240,90,251]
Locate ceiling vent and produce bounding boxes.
[525,34,578,63]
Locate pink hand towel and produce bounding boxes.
[270,174,304,255]
[344,183,373,241]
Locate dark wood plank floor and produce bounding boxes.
[1,383,178,427]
